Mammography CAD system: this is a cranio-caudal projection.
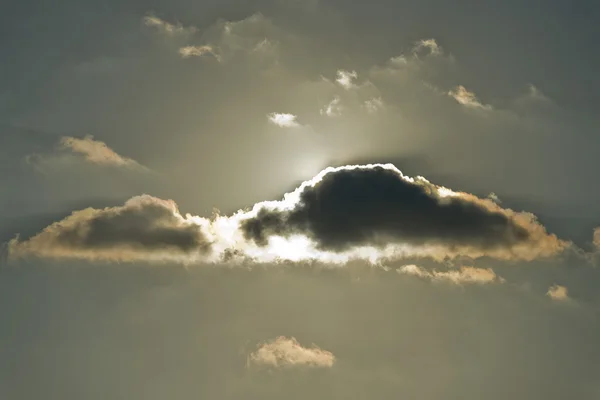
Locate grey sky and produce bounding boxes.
[2,1,600,399]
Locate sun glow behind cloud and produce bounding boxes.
[7,163,567,266]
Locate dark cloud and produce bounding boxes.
[240,165,564,260]
[8,195,211,262]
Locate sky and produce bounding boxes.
[2,0,600,399]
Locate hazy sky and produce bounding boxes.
[2,1,600,399]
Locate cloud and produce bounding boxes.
[59,136,147,170]
[336,70,358,89]
[267,113,300,128]
[397,265,504,285]
[8,164,567,265]
[238,164,566,262]
[8,195,211,263]
[320,96,343,117]
[363,97,385,113]
[593,228,600,248]
[448,85,492,110]
[247,336,335,369]
[413,38,442,56]
[547,284,570,301]
[178,45,220,60]
[143,15,197,36]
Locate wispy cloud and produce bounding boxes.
[178,45,220,60]
[60,136,148,170]
[267,113,300,128]
[320,96,343,117]
[397,265,504,285]
[413,38,442,56]
[143,15,197,36]
[247,337,335,369]
[448,85,492,110]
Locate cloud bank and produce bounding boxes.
[247,336,335,369]
[8,164,567,265]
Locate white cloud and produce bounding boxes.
[398,265,504,285]
[336,70,358,89]
[267,113,300,128]
[178,45,220,60]
[547,284,570,301]
[363,97,384,113]
[247,336,335,369]
[448,85,492,110]
[594,228,600,248]
[320,96,343,117]
[413,38,442,56]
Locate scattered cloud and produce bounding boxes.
[335,70,358,89]
[267,113,300,128]
[143,15,197,36]
[320,96,343,117]
[397,265,504,285]
[247,336,335,369]
[593,227,600,248]
[363,97,385,113]
[413,38,442,56]
[547,284,570,301]
[178,45,219,60]
[448,85,492,110]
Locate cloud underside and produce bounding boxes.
[248,337,335,369]
[8,164,566,264]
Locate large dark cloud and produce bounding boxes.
[8,195,211,262]
[240,165,564,260]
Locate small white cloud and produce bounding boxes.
[363,97,384,113]
[413,38,441,56]
[267,112,300,128]
[398,265,503,285]
[547,284,569,301]
[143,15,197,36]
[448,85,492,110]
[320,96,343,117]
[336,70,358,89]
[247,336,335,369]
[178,45,219,60]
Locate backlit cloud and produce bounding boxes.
[239,164,566,262]
[267,113,300,128]
[8,195,211,263]
[247,336,335,369]
[8,164,567,265]
[547,284,570,301]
